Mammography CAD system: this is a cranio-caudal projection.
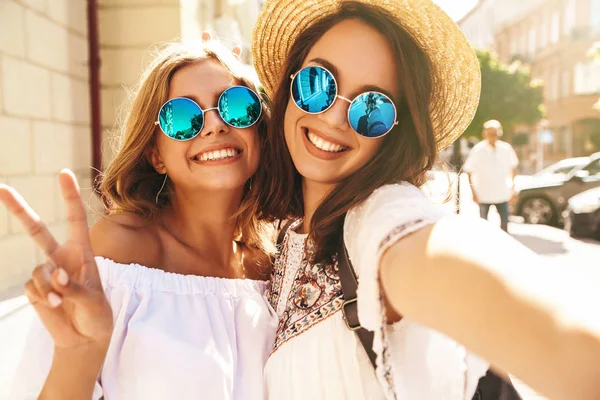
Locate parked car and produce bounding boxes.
[535,157,591,176]
[563,187,600,240]
[511,152,600,225]
[514,157,590,189]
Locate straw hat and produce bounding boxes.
[252,0,481,150]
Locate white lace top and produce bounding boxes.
[10,257,278,400]
[265,183,489,400]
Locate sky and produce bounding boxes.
[433,0,479,21]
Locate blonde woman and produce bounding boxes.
[3,40,277,399]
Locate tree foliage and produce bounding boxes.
[463,49,544,139]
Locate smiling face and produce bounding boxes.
[483,127,500,146]
[252,2,438,263]
[152,59,260,192]
[283,18,398,187]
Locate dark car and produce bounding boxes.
[511,152,600,225]
[563,187,600,240]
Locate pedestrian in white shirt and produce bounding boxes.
[463,120,519,232]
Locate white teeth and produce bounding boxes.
[196,148,239,162]
[307,131,345,153]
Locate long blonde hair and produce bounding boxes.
[99,41,274,255]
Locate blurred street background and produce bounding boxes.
[1,0,600,399]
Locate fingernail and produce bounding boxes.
[48,292,62,307]
[57,268,69,286]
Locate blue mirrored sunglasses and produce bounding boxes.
[290,65,398,138]
[154,86,262,141]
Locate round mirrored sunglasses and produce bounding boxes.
[290,65,398,138]
[155,86,262,141]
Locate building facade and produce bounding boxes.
[461,0,600,170]
[0,0,96,293]
[495,0,600,163]
[459,0,547,49]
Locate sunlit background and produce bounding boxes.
[434,0,479,20]
[0,0,598,281]
[1,2,600,397]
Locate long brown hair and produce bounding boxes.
[251,2,437,263]
[99,41,273,254]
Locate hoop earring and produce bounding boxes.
[155,174,168,205]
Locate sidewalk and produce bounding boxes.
[0,290,34,399]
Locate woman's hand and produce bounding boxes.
[201,30,243,57]
[0,170,113,350]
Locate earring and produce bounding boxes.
[155,174,168,205]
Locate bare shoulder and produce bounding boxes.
[90,212,161,265]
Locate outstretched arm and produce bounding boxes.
[1,170,113,400]
[379,215,600,400]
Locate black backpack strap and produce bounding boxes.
[337,232,378,369]
[337,223,521,400]
[278,216,378,368]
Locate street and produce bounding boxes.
[0,174,598,399]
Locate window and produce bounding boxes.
[592,0,600,29]
[563,0,576,35]
[583,159,600,175]
[574,62,600,94]
[550,12,560,43]
[528,26,536,57]
[555,165,577,174]
[539,20,547,49]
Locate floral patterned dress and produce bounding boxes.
[264,183,489,400]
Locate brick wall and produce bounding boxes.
[99,0,181,165]
[0,0,100,293]
[0,0,225,293]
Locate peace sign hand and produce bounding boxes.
[0,169,113,350]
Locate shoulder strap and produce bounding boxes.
[277,217,378,368]
[337,231,378,369]
[337,219,522,400]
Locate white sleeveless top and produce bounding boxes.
[10,257,278,400]
[265,183,489,400]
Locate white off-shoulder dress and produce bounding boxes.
[265,183,489,400]
[10,257,278,400]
